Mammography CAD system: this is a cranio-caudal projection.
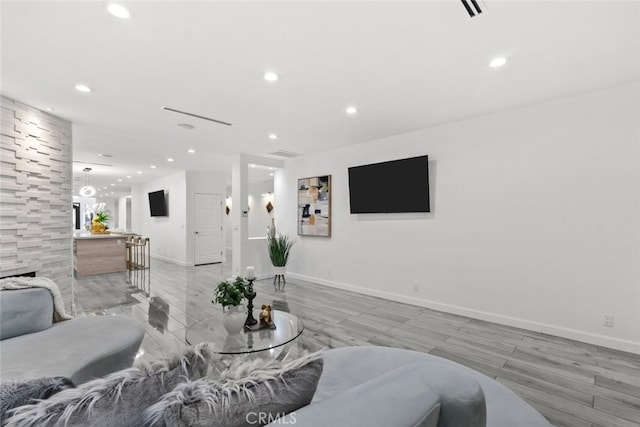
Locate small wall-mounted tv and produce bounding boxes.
[148,190,168,217]
[348,155,430,214]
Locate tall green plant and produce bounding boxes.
[267,233,294,267]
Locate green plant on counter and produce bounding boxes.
[94,211,110,225]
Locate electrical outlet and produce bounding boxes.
[603,315,614,327]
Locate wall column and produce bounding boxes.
[0,96,73,304]
[231,154,249,277]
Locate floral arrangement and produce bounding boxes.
[90,203,110,226]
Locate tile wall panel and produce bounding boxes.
[0,96,73,304]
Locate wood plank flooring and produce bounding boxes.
[73,259,640,427]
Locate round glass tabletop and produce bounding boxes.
[185,310,304,355]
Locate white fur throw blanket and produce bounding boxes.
[0,277,72,322]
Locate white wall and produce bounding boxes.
[117,196,129,231]
[223,181,275,275]
[224,186,232,250]
[248,181,275,238]
[132,172,188,265]
[131,171,226,266]
[275,83,640,353]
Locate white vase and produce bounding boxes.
[273,266,286,276]
[222,304,246,335]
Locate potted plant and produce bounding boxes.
[267,233,294,288]
[90,203,110,233]
[213,276,248,334]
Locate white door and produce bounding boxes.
[194,193,223,265]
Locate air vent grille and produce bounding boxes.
[73,161,113,167]
[161,106,232,126]
[269,150,301,158]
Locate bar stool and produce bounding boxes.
[126,236,150,296]
[126,236,150,270]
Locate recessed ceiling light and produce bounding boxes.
[269,173,274,176]
[187,149,195,154]
[268,133,278,140]
[117,179,123,182]
[167,158,174,162]
[489,56,508,68]
[74,84,92,93]
[126,175,132,178]
[346,106,358,115]
[150,165,157,169]
[46,107,54,112]
[137,171,143,174]
[264,72,279,82]
[103,186,108,189]
[177,123,194,130]
[107,3,131,19]
[249,164,256,168]
[110,183,115,186]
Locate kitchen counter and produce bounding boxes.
[73,233,127,276]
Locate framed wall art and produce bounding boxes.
[297,175,331,237]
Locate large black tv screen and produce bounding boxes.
[348,155,430,214]
[148,190,168,217]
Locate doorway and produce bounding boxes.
[194,193,223,265]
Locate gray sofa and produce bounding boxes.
[0,287,549,426]
[284,346,551,427]
[0,287,145,385]
[1,340,550,426]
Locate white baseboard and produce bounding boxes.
[150,254,189,267]
[287,272,640,355]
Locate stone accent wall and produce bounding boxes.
[0,96,73,303]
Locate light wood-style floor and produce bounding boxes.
[73,259,640,427]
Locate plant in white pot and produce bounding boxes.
[213,276,249,335]
[267,233,294,290]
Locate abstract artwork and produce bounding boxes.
[297,175,331,237]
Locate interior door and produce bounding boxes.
[194,193,223,265]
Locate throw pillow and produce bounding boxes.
[5,343,213,427]
[0,377,74,422]
[142,351,324,427]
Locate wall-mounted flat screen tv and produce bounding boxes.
[148,190,168,217]
[348,155,430,214]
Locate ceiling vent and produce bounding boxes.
[161,106,232,127]
[73,160,113,167]
[269,150,301,158]
[461,0,484,17]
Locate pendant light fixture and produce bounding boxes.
[79,167,96,197]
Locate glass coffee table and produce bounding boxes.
[185,310,304,355]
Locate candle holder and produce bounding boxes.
[244,278,257,327]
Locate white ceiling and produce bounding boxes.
[2,1,639,199]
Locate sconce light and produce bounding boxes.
[266,201,274,213]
